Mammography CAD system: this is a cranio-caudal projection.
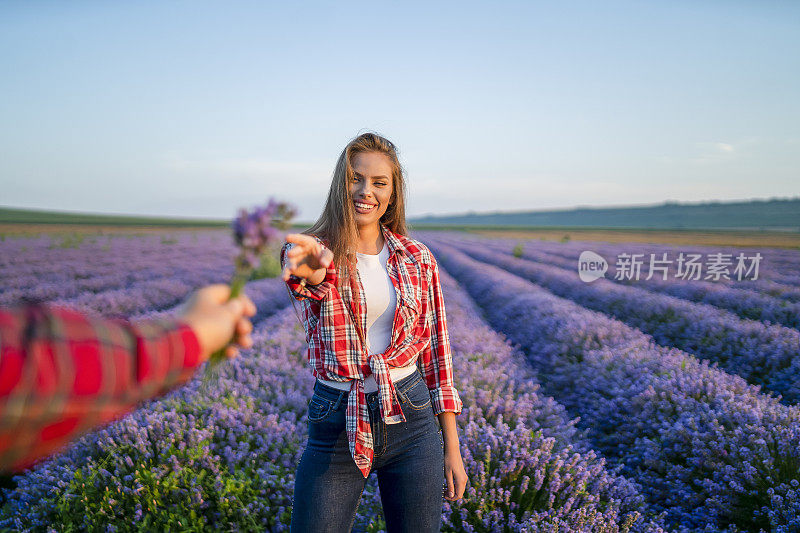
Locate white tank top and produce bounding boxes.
[317,240,417,392]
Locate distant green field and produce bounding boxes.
[0,207,231,227]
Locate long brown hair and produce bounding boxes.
[304,131,408,287]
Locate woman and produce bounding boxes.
[280,132,467,532]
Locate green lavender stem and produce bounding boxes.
[200,270,251,388]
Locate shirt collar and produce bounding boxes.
[380,223,410,261]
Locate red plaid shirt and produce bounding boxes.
[280,224,462,478]
[0,304,201,472]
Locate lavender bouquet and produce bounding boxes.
[203,198,296,379]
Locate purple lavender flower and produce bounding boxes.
[232,199,293,271]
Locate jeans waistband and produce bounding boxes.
[312,367,423,404]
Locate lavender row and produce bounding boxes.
[0,266,232,320]
[538,236,800,302]
[427,239,800,532]
[0,264,231,309]
[500,235,800,312]
[431,231,800,303]
[436,267,669,531]
[500,235,800,286]
[0,233,263,320]
[52,266,232,318]
[129,277,293,326]
[0,231,236,306]
[451,234,800,332]
[441,236,800,404]
[0,231,230,280]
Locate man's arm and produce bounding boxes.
[0,285,255,473]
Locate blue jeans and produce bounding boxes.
[290,368,445,533]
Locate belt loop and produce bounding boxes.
[332,390,344,411]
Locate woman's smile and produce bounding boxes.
[354,200,378,214]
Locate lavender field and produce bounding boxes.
[1,229,799,532]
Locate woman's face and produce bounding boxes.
[349,151,394,230]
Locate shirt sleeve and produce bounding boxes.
[279,238,338,301]
[418,255,463,416]
[0,303,202,473]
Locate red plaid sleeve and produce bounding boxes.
[418,254,463,416]
[279,238,338,301]
[0,304,202,473]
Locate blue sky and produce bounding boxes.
[1,1,798,222]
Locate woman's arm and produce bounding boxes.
[416,254,467,501]
[417,255,463,416]
[437,411,466,501]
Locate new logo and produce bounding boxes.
[578,251,607,282]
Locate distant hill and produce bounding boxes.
[410,197,800,232]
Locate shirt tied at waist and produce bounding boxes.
[345,353,407,478]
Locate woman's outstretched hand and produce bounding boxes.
[282,233,334,283]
